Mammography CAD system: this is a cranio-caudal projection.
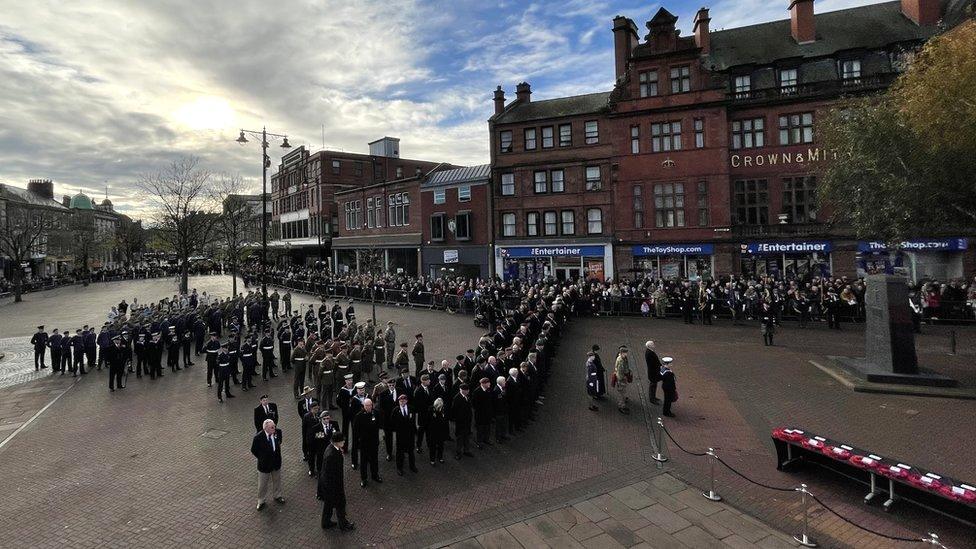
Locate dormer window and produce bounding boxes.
[734,75,751,96]
[779,69,798,95]
[841,59,861,84]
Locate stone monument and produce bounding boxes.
[837,274,956,387]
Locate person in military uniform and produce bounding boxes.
[48,328,62,374]
[331,300,345,335]
[411,334,425,376]
[383,321,396,368]
[291,339,309,400]
[181,324,194,367]
[349,342,363,382]
[308,410,339,478]
[204,332,220,387]
[216,343,235,403]
[97,324,112,371]
[278,321,293,372]
[71,328,86,375]
[260,329,277,380]
[148,331,164,379]
[760,303,776,346]
[166,326,181,372]
[317,432,355,532]
[317,348,337,410]
[31,325,49,371]
[269,290,280,320]
[351,397,382,488]
[83,325,97,371]
[373,328,385,371]
[241,334,258,391]
[59,328,72,374]
[108,335,127,392]
[282,291,291,319]
[227,330,242,385]
[336,374,356,441]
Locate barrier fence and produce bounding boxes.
[652,418,949,548]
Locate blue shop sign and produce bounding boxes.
[743,240,832,255]
[500,245,605,258]
[857,238,969,253]
[632,243,714,256]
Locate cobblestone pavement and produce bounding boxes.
[443,475,800,549]
[0,278,973,548]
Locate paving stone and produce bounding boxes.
[722,534,761,549]
[634,523,690,549]
[506,522,548,549]
[673,525,728,549]
[449,539,485,549]
[572,501,610,523]
[567,521,603,542]
[672,488,728,516]
[609,485,656,511]
[756,534,799,548]
[650,473,688,495]
[677,507,733,539]
[523,515,562,540]
[476,528,522,549]
[595,517,642,547]
[544,508,579,531]
[580,533,626,549]
[637,504,693,534]
[543,534,584,549]
[710,511,772,543]
[639,483,689,512]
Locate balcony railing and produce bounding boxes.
[729,73,899,104]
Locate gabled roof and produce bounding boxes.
[705,1,938,70]
[492,92,612,125]
[422,164,490,189]
[649,7,678,26]
[0,183,70,211]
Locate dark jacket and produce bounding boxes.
[352,409,381,448]
[451,393,473,434]
[661,368,677,398]
[471,386,493,424]
[389,404,416,444]
[250,429,283,473]
[317,444,345,505]
[645,348,663,383]
[253,403,279,432]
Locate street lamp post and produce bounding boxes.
[236,127,291,298]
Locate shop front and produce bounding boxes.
[631,244,714,280]
[423,246,490,280]
[495,244,612,282]
[740,240,832,280]
[857,238,969,282]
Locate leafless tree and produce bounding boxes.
[209,173,257,296]
[67,210,105,284]
[138,157,215,293]
[115,217,147,268]
[0,203,57,302]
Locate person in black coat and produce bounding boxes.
[644,341,662,404]
[250,420,284,510]
[451,384,474,459]
[308,410,339,477]
[301,401,322,472]
[390,393,418,475]
[492,377,509,443]
[253,395,278,432]
[760,304,776,346]
[471,378,493,449]
[661,357,678,418]
[412,375,434,452]
[351,399,382,487]
[107,336,127,392]
[317,433,355,531]
[427,398,449,465]
[585,352,605,411]
[31,326,48,371]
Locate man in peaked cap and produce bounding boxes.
[30,325,48,371]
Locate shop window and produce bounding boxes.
[633,185,644,229]
[455,212,471,240]
[639,70,658,97]
[670,66,691,93]
[694,118,704,148]
[585,166,601,191]
[561,210,575,235]
[779,112,813,145]
[458,185,471,202]
[559,124,572,147]
[526,212,540,237]
[697,181,709,226]
[541,126,554,148]
[782,176,817,223]
[544,211,557,236]
[780,69,798,94]
[587,208,603,234]
[534,171,548,193]
[524,128,537,151]
[631,125,640,154]
[551,170,564,192]
[430,214,445,241]
[654,183,685,228]
[651,121,681,152]
[584,121,599,144]
[732,118,765,149]
[502,213,516,237]
[433,189,446,204]
[499,130,513,153]
[500,173,515,196]
[733,179,769,225]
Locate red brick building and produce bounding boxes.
[420,164,493,279]
[490,0,973,282]
[270,137,445,266]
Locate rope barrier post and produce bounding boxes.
[793,484,817,548]
[703,448,722,501]
[652,417,668,463]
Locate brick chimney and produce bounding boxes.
[27,178,54,200]
[789,0,816,44]
[62,195,71,207]
[515,82,531,103]
[493,86,506,115]
[693,7,711,53]
[901,0,940,25]
[612,15,640,82]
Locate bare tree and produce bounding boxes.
[67,210,105,285]
[209,174,257,296]
[115,217,147,268]
[138,157,215,293]
[0,202,57,302]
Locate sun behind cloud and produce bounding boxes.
[172,95,235,131]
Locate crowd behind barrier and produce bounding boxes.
[249,264,976,325]
[0,264,224,299]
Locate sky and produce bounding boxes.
[0,0,878,216]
